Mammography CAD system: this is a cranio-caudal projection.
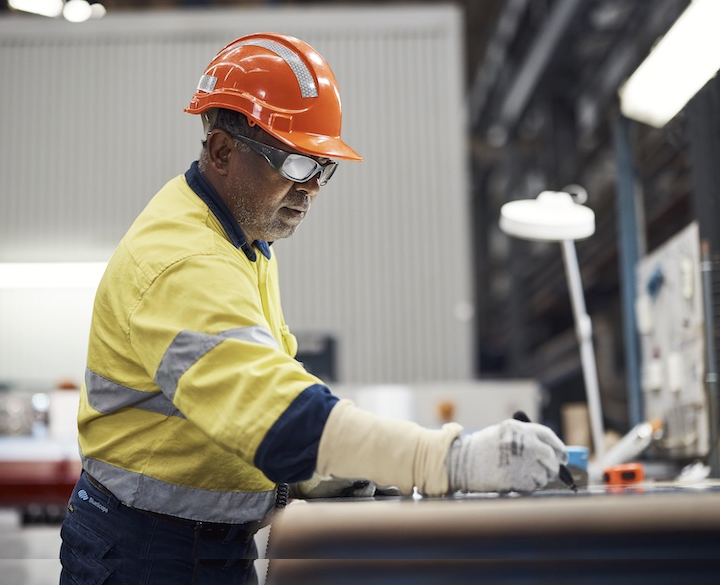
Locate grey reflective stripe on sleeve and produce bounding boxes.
[82,457,276,524]
[85,368,185,419]
[238,39,318,98]
[155,326,280,400]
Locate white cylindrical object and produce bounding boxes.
[562,239,605,458]
[589,421,655,482]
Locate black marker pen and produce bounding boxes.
[513,410,578,492]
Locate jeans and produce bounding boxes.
[59,472,265,585]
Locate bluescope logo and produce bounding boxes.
[78,489,109,513]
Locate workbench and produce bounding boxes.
[0,436,80,522]
[266,484,720,584]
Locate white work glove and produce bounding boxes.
[446,419,568,493]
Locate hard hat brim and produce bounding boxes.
[273,130,363,162]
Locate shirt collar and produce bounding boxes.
[185,161,271,261]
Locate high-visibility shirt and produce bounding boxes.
[78,161,338,524]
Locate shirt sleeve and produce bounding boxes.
[127,252,331,475]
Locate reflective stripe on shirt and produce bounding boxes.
[85,369,185,418]
[155,326,280,401]
[82,456,276,524]
[86,325,278,416]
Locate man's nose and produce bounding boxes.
[296,174,321,197]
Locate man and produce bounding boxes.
[60,33,568,585]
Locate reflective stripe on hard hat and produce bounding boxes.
[197,74,217,93]
[238,39,318,98]
[196,40,318,99]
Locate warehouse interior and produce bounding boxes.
[2,0,720,581]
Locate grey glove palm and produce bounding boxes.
[446,419,568,493]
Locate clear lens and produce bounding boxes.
[318,161,338,185]
[282,154,319,182]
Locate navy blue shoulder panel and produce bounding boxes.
[254,384,339,484]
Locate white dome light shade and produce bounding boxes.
[499,191,595,242]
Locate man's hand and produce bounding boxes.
[446,419,568,493]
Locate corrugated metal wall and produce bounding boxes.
[0,5,474,385]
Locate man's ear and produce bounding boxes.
[206,130,234,176]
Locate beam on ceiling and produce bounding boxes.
[468,0,530,128]
[495,0,583,136]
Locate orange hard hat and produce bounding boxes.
[185,32,362,162]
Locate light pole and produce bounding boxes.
[499,189,605,458]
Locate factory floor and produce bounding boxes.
[0,508,271,584]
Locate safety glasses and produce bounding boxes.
[229,132,338,186]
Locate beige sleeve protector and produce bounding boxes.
[316,399,463,496]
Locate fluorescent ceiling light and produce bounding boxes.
[9,0,64,17]
[619,0,720,128]
[0,262,107,289]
